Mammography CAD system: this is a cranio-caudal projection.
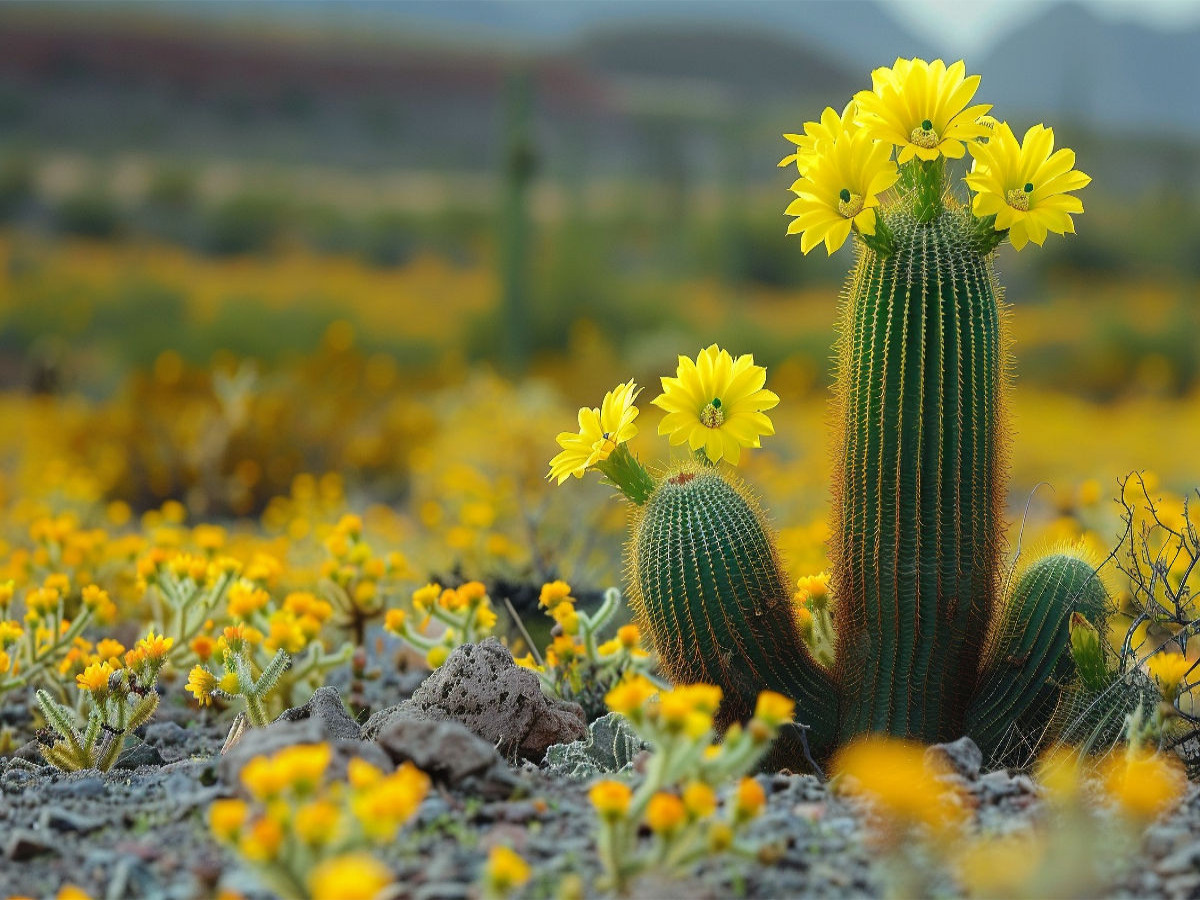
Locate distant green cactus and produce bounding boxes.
[556,58,1108,769]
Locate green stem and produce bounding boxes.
[245,692,270,727]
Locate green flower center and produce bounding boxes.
[700,399,725,429]
[1005,185,1032,211]
[837,190,864,219]
[909,119,940,148]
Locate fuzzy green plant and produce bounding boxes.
[549,58,1112,769]
[186,626,289,727]
[36,631,172,772]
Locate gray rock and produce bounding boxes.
[275,686,362,740]
[38,807,105,834]
[925,736,983,780]
[144,721,190,747]
[544,712,648,778]
[5,830,55,861]
[219,717,390,791]
[368,638,586,762]
[376,717,500,784]
[46,775,106,798]
[115,741,166,769]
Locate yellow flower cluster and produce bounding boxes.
[783,57,1089,254]
[385,580,498,670]
[212,743,430,899]
[589,681,791,892]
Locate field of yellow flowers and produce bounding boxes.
[3,54,1200,896]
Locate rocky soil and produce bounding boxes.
[3,639,1200,900]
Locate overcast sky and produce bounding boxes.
[881,0,1200,55]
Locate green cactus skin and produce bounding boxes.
[965,552,1107,763]
[831,204,1005,743]
[627,463,838,758]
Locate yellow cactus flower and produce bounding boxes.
[682,781,717,819]
[186,666,218,706]
[733,777,767,821]
[785,128,899,255]
[76,661,114,695]
[309,853,392,900]
[855,57,991,163]
[209,798,249,842]
[547,380,641,484]
[1147,652,1192,706]
[589,779,633,821]
[1101,749,1186,821]
[966,122,1090,250]
[538,580,573,609]
[484,845,532,895]
[645,792,687,834]
[779,100,858,173]
[653,345,779,464]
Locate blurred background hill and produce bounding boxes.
[0,0,1196,576]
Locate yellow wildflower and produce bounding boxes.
[549,601,580,635]
[0,620,22,647]
[96,638,126,664]
[426,645,450,669]
[779,100,858,173]
[752,691,795,728]
[43,573,71,594]
[832,736,965,834]
[646,792,686,834]
[733,777,767,821]
[239,816,284,862]
[209,798,249,842]
[219,671,241,695]
[785,128,899,255]
[538,580,573,609]
[483,846,532,896]
[682,781,717,820]
[309,853,391,900]
[652,345,779,464]
[384,608,407,634]
[76,661,114,695]
[855,57,991,163]
[1035,745,1085,806]
[955,833,1043,898]
[351,761,431,841]
[227,582,270,620]
[295,799,342,845]
[1102,750,1186,821]
[966,122,1090,250]
[794,572,830,610]
[0,649,11,676]
[707,821,734,852]
[617,624,640,649]
[547,380,641,483]
[186,666,218,706]
[190,633,216,662]
[412,582,442,614]
[347,757,384,789]
[589,780,632,821]
[475,604,498,631]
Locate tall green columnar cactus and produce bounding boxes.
[830,200,1005,742]
[548,58,1100,769]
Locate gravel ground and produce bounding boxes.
[3,642,1200,900]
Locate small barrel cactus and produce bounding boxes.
[550,58,1112,768]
